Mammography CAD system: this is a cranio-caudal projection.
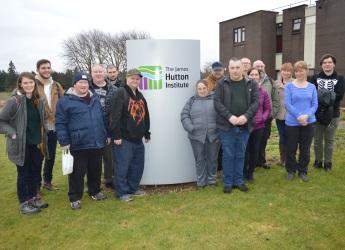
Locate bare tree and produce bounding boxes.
[62,30,151,73]
[201,61,213,79]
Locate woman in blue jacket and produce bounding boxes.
[285,61,318,182]
[181,80,220,189]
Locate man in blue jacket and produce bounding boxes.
[55,72,107,209]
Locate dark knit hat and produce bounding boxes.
[73,72,89,85]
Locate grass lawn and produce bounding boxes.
[0,125,345,249]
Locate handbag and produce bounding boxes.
[62,149,74,175]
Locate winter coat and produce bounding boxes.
[55,88,107,151]
[108,85,150,143]
[35,77,64,130]
[274,78,293,120]
[261,74,279,118]
[181,92,218,143]
[0,93,48,166]
[253,87,271,130]
[214,77,259,132]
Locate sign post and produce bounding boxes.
[126,39,200,184]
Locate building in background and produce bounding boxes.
[219,0,345,81]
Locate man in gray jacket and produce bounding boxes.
[214,58,259,193]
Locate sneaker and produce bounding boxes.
[43,182,59,191]
[237,184,249,192]
[20,201,40,214]
[132,190,146,197]
[30,197,48,209]
[118,194,133,202]
[90,192,107,201]
[208,183,217,188]
[223,186,232,194]
[287,172,295,181]
[324,162,332,172]
[36,189,42,199]
[70,200,81,210]
[299,173,309,182]
[314,160,323,169]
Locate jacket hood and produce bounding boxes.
[65,87,94,97]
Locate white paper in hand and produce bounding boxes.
[62,149,74,175]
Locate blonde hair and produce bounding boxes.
[294,61,308,72]
[281,62,293,73]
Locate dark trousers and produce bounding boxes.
[102,144,114,184]
[68,148,102,202]
[276,119,287,145]
[285,124,315,174]
[257,117,272,166]
[244,128,264,179]
[113,139,145,198]
[42,130,57,184]
[16,145,42,203]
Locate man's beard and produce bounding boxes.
[39,73,51,80]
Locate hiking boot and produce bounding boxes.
[324,162,332,172]
[237,184,249,192]
[43,182,59,191]
[314,160,323,169]
[132,190,146,197]
[299,173,309,182]
[90,192,107,201]
[70,200,81,210]
[118,194,133,202]
[223,186,232,194]
[287,172,295,181]
[29,197,48,209]
[20,201,40,215]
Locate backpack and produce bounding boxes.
[315,88,336,126]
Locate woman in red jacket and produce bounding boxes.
[244,68,271,182]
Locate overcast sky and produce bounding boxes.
[0,0,315,72]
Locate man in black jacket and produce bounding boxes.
[109,68,150,202]
[90,64,118,189]
[214,58,259,193]
[310,54,345,171]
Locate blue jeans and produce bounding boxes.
[276,119,287,145]
[113,139,145,198]
[219,127,249,187]
[16,145,42,203]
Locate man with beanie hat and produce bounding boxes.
[108,68,150,202]
[55,72,107,209]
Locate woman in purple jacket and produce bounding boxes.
[244,68,271,181]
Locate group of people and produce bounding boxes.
[0,60,150,214]
[181,54,344,194]
[0,53,344,215]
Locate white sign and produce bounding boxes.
[127,39,200,184]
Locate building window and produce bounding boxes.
[234,27,245,44]
[292,18,302,32]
